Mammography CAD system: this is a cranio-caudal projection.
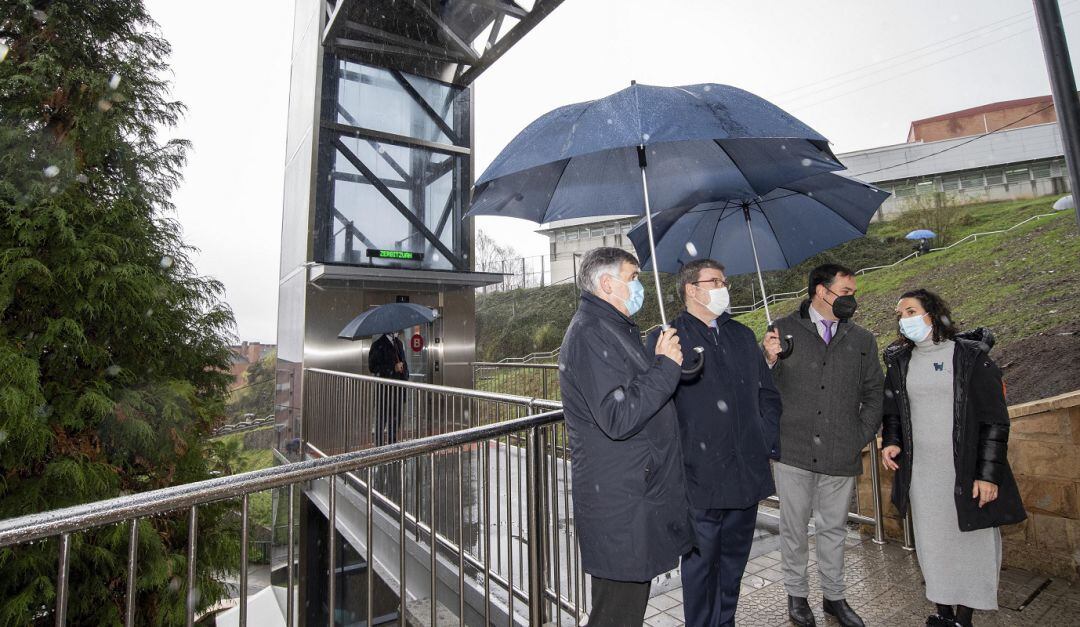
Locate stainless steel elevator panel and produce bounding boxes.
[302,281,476,388]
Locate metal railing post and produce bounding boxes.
[186,507,198,627]
[327,476,337,627]
[902,509,915,551]
[56,533,71,627]
[287,484,295,627]
[240,493,249,627]
[868,438,886,545]
[526,426,546,625]
[125,520,138,627]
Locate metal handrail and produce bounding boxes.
[474,362,560,370]
[927,212,1057,251]
[0,409,562,548]
[305,367,562,410]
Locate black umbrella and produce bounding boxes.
[465,81,843,325]
[629,173,890,357]
[338,303,436,340]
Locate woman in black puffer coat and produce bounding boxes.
[880,289,1025,627]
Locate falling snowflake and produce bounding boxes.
[685,242,698,256]
[0,43,8,63]
[642,133,650,142]
[612,388,625,402]
[160,256,174,269]
[106,365,121,377]
[43,165,59,178]
[109,74,121,90]
[717,400,728,412]
[801,158,812,167]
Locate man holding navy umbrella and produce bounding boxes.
[648,259,782,627]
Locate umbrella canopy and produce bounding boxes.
[338,303,436,340]
[629,174,890,276]
[905,229,937,240]
[1053,194,1074,211]
[465,82,844,223]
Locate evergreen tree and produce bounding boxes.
[1,2,240,623]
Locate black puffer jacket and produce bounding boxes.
[881,327,1026,531]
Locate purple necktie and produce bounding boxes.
[822,320,834,344]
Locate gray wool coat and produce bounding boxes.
[770,300,885,476]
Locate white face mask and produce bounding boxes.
[696,286,730,316]
[899,313,932,343]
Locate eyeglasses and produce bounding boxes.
[692,278,730,289]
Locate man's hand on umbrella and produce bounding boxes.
[763,329,782,366]
[655,328,683,366]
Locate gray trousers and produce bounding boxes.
[774,462,856,601]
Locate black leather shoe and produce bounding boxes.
[823,599,864,627]
[788,595,817,627]
[926,615,960,627]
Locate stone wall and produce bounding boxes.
[857,389,1080,580]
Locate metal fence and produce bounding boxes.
[473,363,561,402]
[477,255,552,294]
[0,371,585,627]
[471,361,886,542]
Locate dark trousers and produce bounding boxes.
[586,576,651,627]
[680,504,759,627]
[375,385,404,445]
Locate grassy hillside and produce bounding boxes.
[476,197,1080,403]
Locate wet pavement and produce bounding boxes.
[643,519,1080,627]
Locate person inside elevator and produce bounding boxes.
[369,330,409,444]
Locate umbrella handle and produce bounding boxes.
[681,346,706,377]
[768,324,795,360]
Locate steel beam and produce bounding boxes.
[458,0,567,85]
[1033,0,1080,228]
[332,137,466,270]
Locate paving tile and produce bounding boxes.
[757,566,784,583]
[647,529,1080,627]
[644,610,683,627]
[648,593,679,612]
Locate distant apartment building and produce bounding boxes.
[229,341,275,389]
[539,94,1072,285]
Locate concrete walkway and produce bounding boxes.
[642,525,1080,627]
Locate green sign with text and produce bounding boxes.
[367,249,424,261]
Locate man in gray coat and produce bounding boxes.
[762,264,884,627]
[559,247,691,627]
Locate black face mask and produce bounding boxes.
[829,293,858,320]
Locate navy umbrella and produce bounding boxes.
[465,81,844,325]
[629,173,889,331]
[338,303,436,340]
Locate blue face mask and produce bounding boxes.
[899,313,932,343]
[610,275,645,316]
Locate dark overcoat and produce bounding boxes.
[558,292,694,581]
[647,311,782,510]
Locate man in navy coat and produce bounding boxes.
[648,259,782,627]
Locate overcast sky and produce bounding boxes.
[145,0,1079,342]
